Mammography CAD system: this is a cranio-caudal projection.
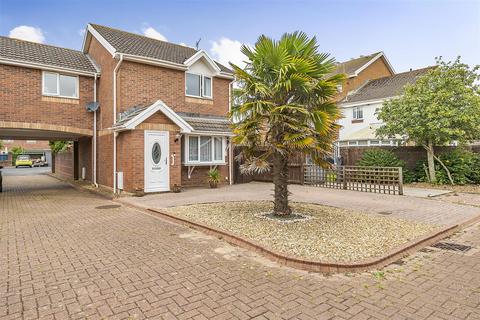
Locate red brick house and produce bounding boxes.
[0,23,234,193]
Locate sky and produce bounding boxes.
[0,0,479,72]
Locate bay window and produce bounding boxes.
[42,71,79,98]
[185,135,226,164]
[186,72,212,98]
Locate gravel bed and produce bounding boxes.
[164,201,439,263]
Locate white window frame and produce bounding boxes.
[184,135,226,165]
[42,71,79,99]
[185,72,213,99]
[352,106,363,120]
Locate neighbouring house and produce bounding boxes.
[337,67,435,148]
[331,51,395,101]
[0,23,234,193]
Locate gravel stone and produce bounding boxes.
[164,201,439,263]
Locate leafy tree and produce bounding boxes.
[377,57,480,183]
[230,32,343,216]
[11,146,25,165]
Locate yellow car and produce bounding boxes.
[15,155,33,168]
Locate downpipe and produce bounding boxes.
[113,54,124,194]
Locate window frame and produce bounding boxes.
[42,71,79,99]
[352,106,364,120]
[185,72,213,99]
[184,135,226,165]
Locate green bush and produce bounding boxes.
[357,149,414,183]
[415,149,480,185]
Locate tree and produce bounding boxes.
[230,32,343,216]
[0,140,4,150]
[377,57,480,183]
[11,146,25,165]
[49,141,69,173]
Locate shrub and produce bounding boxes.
[357,149,414,183]
[415,149,480,185]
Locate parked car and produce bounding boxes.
[32,158,48,167]
[15,155,33,168]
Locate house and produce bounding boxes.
[0,23,234,193]
[337,67,435,148]
[331,51,395,101]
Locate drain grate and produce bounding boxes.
[378,211,392,215]
[95,205,121,210]
[432,242,472,253]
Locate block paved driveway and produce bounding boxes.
[1,174,479,320]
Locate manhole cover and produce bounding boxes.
[432,242,472,253]
[95,205,121,210]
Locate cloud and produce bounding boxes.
[210,37,248,68]
[142,27,167,41]
[9,25,45,43]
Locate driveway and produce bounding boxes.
[122,182,480,227]
[1,175,479,319]
[1,166,51,176]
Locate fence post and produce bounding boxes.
[342,166,347,190]
[398,167,404,195]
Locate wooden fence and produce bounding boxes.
[304,165,403,195]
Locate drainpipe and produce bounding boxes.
[93,73,98,187]
[113,54,124,194]
[228,79,235,185]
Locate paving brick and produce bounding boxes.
[1,174,480,319]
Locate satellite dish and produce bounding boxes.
[86,102,100,112]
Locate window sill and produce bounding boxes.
[182,162,227,166]
[351,119,364,124]
[185,95,213,101]
[41,96,79,105]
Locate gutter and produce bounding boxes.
[113,53,124,194]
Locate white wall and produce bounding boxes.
[188,58,216,76]
[338,101,384,140]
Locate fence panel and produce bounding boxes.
[304,165,403,195]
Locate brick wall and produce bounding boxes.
[341,145,480,170]
[0,64,94,132]
[3,140,50,150]
[118,61,231,117]
[78,137,92,181]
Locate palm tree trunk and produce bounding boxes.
[272,151,291,216]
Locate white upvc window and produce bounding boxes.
[352,106,363,120]
[185,72,212,98]
[42,71,79,98]
[185,135,226,164]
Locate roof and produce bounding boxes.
[88,24,232,74]
[0,36,98,74]
[177,112,231,133]
[332,51,395,77]
[112,100,232,134]
[340,123,382,141]
[342,67,435,104]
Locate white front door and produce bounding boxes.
[144,131,170,192]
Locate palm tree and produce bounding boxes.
[230,32,343,216]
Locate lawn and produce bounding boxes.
[164,201,439,263]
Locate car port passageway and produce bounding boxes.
[0,174,479,319]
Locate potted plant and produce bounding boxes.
[207,168,221,188]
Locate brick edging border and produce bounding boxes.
[137,205,479,274]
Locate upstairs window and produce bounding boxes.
[42,72,78,98]
[186,73,212,98]
[352,106,363,120]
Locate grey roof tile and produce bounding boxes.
[342,67,435,103]
[331,52,382,77]
[177,112,231,133]
[89,24,233,74]
[0,36,98,74]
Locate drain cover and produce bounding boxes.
[378,211,392,215]
[432,242,472,253]
[95,205,121,210]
